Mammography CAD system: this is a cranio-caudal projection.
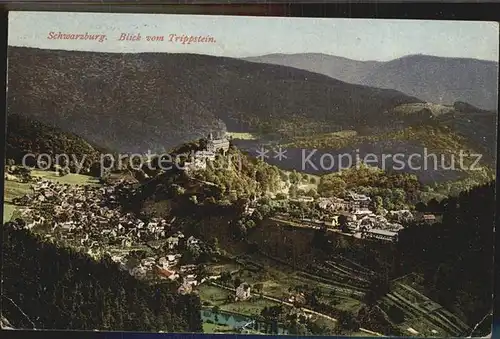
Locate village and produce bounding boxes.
[274,190,437,243]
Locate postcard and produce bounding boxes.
[2,11,497,337]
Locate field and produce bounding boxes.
[202,253,363,321]
[227,132,258,140]
[33,170,100,185]
[202,245,469,338]
[202,322,235,333]
[198,284,233,306]
[3,170,100,223]
[221,298,282,317]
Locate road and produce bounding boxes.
[209,282,383,336]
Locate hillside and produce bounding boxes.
[360,55,498,111]
[7,47,423,153]
[5,113,105,172]
[2,222,202,331]
[245,53,498,111]
[396,181,495,331]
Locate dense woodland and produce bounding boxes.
[395,181,495,326]
[2,222,202,332]
[6,113,105,172]
[8,47,423,152]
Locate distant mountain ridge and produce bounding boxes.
[244,53,383,84]
[244,53,498,111]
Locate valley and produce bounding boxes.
[2,41,496,337]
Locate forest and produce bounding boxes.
[2,222,202,332]
[395,181,495,326]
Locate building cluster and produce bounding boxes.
[314,191,414,242]
[11,177,208,293]
[16,178,169,244]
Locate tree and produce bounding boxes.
[210,237,220,253]
[253,283,264,296]
[336,310,360,334]
[212,305,220,322]
[427,198,441,213]
[318,175,347,197]
[275,193,287,200]
[245,219,256,230]
[220,271,232,286]
[257,204,271,217]
[415,201,427,212]
[234,277,242,288]
[373,196,384,214]
[288,170,301,184]
[289,184,299,198]
[338,215,349,232]
[364,274,390,306]
[252,210,263,222]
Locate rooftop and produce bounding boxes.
[367,228,398,237]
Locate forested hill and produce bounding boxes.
[7,46,422,153]
[2,221,203,332]
[395,181,495,329]
[5,113,106,171]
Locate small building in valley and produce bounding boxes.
[235,283,251,301]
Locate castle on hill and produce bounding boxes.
[183,131,230,171]
[206,132,230,154]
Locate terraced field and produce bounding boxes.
[381,281,470,337]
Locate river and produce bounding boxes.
[201,307,290,335]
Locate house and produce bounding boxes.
[235,283,251,301]
[180,264,196,273]
[177,281,193,295]
[244,206,256,216]
[422,214,436,224]
[121,238,132,247]
[347,191,371,209]
[387,223,404,232]
[353,208,375,218]
[166,236,179,249]
[187,236,200,247]
[206,132,230,154]
[324,215,339,228]
[364,228,398,242]
[287,292,306,305]
[194,150,216,161]
[154,265,179,280]
[141,257,156,267]
[158,257,169,267]
[298,196,314,203]
[318,197,349,211]
[130,266,147,279]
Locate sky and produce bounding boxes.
[8,11,499,62]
